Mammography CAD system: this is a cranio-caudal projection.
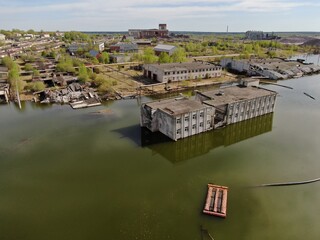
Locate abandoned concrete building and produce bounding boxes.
[140,80,277,141]
[128,24,169,39]
[195,82,277,128]
[154,44,177,56]
[221,58,320,80]
[140,97,215,141]
[143,62,222,83]
[0,84,9,103]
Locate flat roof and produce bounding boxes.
[200,86,276,107]
[144,62,220,72]
[145,97,207,116]
[154,44,176,51]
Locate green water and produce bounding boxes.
[1,76,320,240]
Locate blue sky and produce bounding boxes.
[0,0,319,32]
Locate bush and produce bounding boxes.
[27,81,46,92]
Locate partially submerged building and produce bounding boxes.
[140,80,277,141]
[195,82,277,128]
[143,62,222,83]
[140,97,214,141]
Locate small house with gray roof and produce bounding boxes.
[154,44,177,56]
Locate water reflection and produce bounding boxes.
[142,113,274,163]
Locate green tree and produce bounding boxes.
[8,64,25,93]
[27,81,45,92]
[171,47,187,63]
[2,56,15,69]
[158,52,171,63]
[78,64,89,82]
[98,52,110,64]
[143,48,158,64]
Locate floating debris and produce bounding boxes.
[256,177,320,187]
[200,225,214,240]
[203,184,228,218]
[303,92,316,100]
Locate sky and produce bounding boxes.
[0,0,320,32]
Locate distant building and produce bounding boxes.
[128,24,169,39]
[110,42,138,53]
[110,54,131,63]
[0,34,6,41]
[245,31,279,40]
[140,97,215,141]
[68,43,88,53]
[143,62,222,83]
[95,42,105,52]
[154,44,177,56]
[195,81,277,128]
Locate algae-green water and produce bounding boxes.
[1,75,320,240]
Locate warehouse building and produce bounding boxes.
[128,24,169,39]
[143,62,222,83]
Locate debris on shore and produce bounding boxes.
[34,83,101,109]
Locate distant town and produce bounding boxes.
[0,24,320,110]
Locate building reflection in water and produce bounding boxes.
[141,113,274,163]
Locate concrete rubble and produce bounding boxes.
[36,83,101,109]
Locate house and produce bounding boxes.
[195,81,277,128]
[140,97,215,141]
[110,54,131,63]
[0,34,6,41]
[110,42,138,53]
[128,24,169,39]
[68,43,89,54]
[154,44,177,56]
[143,62,222,83]
[89,50,99,58]
[95,42,105,52]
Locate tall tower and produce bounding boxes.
[159,24,167,30]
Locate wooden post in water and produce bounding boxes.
[15,79,21,109]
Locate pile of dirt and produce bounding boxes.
[279,36,315,45]
[302,38,320,47]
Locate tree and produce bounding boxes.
[78,64,89,82]
[27,81,45,92]
[171,47,187,63]
[143,48,158,64]
[1,56,14,69]
[98,52,110,64]
[158,52,171,63]
[8,63,25,93]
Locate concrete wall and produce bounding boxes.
[140,102,214,141]
[226,94,277,125]
[143,65,222,83]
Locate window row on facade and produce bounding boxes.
[164,68,222,75]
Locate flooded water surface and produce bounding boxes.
[1,75,320,240]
